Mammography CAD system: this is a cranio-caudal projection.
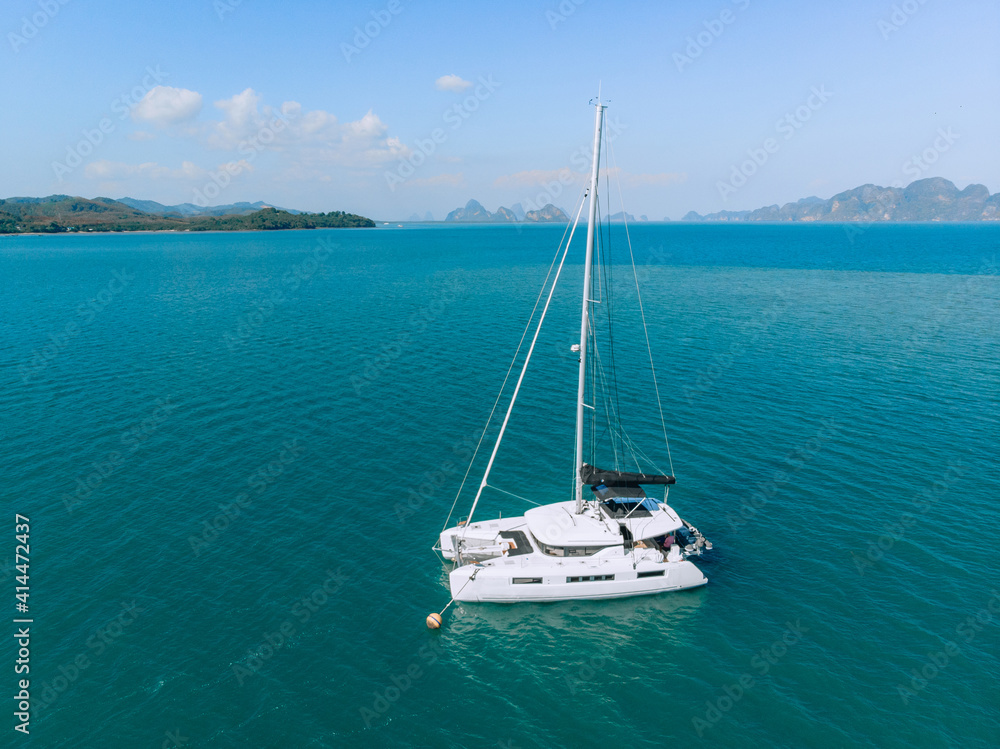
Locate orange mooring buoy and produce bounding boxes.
[426,612,443,629]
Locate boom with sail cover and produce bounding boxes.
[580,463,676,486]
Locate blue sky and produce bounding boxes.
[2,0,997,220]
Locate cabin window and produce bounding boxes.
[637,570,665,578]
[512,578,543,584]
[600,498,659,519]
[539,542,614,557]
[566,575,615,582]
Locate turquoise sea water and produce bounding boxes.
[1,223,998,748]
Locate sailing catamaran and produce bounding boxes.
[434,101,712,603]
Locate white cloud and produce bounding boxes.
[204,90,406,167]
[614,170,687,188]
[132,86,203,127]
[401,173,466,189]
[202,89,411,175]
[90,88,412,202]
[435,74,473,92]
[208,88,269,148]
[494,169,585,188]
[83,160,138,180]
[206,89,259,148]
[493,167,686,189]
[333,110,411,167]
[83,160,210,181]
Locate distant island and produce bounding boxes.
[445,199,569,223]
[684,178,1000,222]
[0,195,375,234]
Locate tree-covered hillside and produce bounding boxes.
[0,196,374,233]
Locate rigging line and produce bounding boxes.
[588,301,602,464]
[459,192,590,538]
[601,123,623,465]
[482,484,543,506]
[624,434,668,476]
[619,429,662,474]
[591,343,619,471]
[597,175,624,467]
[439,186,588,536]
[584,304,595,488]
[622,432,646,474]
[601,396,658,477]
[594,191,613,461]
[593,343,649,474]
[440,269,553,531]
[606,135,674,476]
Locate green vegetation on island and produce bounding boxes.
[0,195,375,234]
[683,178,1000,222]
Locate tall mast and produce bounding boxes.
[574,101,604,513]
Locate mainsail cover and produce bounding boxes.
[580,463,676,486]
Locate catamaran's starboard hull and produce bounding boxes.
[448,558,707,603]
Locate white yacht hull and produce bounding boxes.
[447,556,706,603]
[439,508,709,603]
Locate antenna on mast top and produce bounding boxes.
[589,82,609,107]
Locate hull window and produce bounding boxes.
[512,578,543,584]
[637,570,665,578]
[566,575,615,583]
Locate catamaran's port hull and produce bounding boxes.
[447,559,707,603]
